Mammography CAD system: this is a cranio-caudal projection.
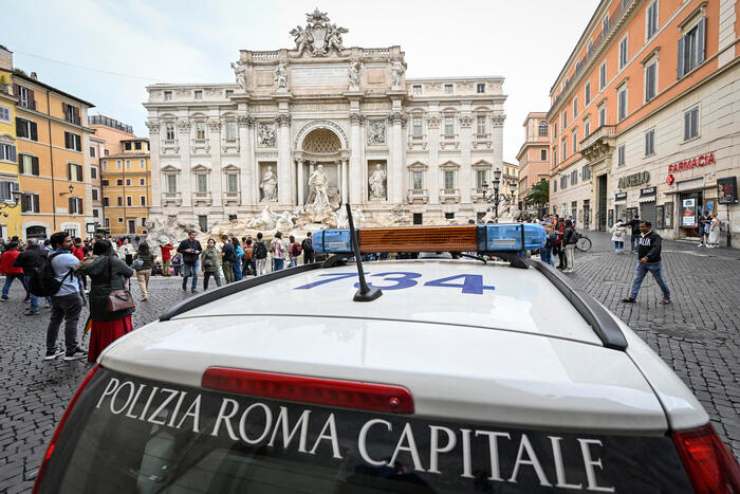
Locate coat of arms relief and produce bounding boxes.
[290,9,347,57]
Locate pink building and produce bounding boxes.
[516,112,552,213]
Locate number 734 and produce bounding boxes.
[294,272,495,295]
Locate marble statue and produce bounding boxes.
[260,166,278,202]
[275,63,288,89]
[369,163,387,200]
[276,211,295,232]
[308,164,330,211]
[247,206,278,230]
[368,120,386,145]
[391,60,406,89]
[290,9,348,57]
[257,123,276,147]
[231,61,248,92]
[348,61,361,91]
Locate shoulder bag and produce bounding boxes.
[106,257,135,312]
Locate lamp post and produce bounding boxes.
[492,168,501,223]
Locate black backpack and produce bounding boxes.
[301,238,313,253]
[29,252,73,297]
[254,241,268,259]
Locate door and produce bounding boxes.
[26,225,46,240]
[127,220,136,234]
[640,201,657,227]
[597,175,608,231]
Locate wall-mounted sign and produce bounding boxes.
[615,192,627,201]
[640,186,657,197]
[618,171,650,189]
[667,152,715,174]
[666,174,675,185]
[718,177,738,204]
[681,198,697,227]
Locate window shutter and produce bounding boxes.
[12,83,19,98]
[684,111,691,140]
[68,197,73,213]
[15,118,24,138]
[64,132,70,149]
[9,145,16,163]
[67,164,72,181]
[30,122,37,141]
[28,89,35,109]
[32,156,39,176]
[79,199,83,214]
[677,37,685,78]
[21,193,29,212]
[697,17,706,65]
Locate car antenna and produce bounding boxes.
[346,203,382,302]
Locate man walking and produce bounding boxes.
[221,235,236,284]
[254,232,268,276]
[45,232,86,360]
[622,220,671,305]
[302,232,315,264]
[14,239,47,315]
[0,241,26,301]
[177,231,202,293]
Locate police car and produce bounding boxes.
[34,220,740,493]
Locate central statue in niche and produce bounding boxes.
[307,164,330,211]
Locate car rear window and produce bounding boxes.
[39,368,694,493]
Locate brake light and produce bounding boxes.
[672,423,740,494]
[202,367,414,414]
[33,364,99,494]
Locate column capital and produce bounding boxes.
[277,113,292,127]
[207,118,221,131]
[237,115,255,128]
[349,112,364,125]
[146,120,160,132]
[491,113,506,127]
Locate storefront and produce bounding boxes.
[639,186,657,226]
[665,152,717,239]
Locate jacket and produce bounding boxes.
[0,248,23,276]
[78,256,135,321]
[221,242,236,263]
[134,252,154,271]
[636,231,662,263]
[630,219,641,235]
[201,247,221,273]
[13,247,47,275]
[177,239,202,264]
[563,227,578,245]
[160,244,173,262]
[611,223,627,241]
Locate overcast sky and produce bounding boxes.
[4,0,599,163]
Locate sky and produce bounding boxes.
[4,0,600,163]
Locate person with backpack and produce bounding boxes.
[254,232,268,276]
[201,238,223,290]
[220,235,235,284]
[78,239,135,363]
[242,237,255,276]
[562,220,578,273]
[42,232,86,361]
[177,231,202,293]
[232,237,244,281]
[0,241,26,301]
[133,242,154,301]
[302,232,315,264]
[622,220,671,305]
[288,235,302,268]
[271,232,286,271]
[14,239,48,315]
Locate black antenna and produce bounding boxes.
[346,203,382,302]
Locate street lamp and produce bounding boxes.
[492,168,501,223]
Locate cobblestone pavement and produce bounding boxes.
[1,240,739,492]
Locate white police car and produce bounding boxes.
[34,222,740,493]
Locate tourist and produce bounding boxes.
[243,238,255,276]
[119,237,135,266]
[177,231,202,293]
[288,235,302,268]
[302,232,315,264]
[0,241,26,301]
[708,212,721,248]
[78,239,135,363]
[45,232,86,361]
[221,235,236,284]
[611,219,628,254]
[201,238,223,290]
[133,242,154,301]
[562,220,577,273]
[629,214,641,252]
[271,232,286,271]
[160,241,174,276]
[623,221,671,305]
[540,225,554,265]
[171,253,183,277]
[232,237,244,281]
[254,232,268,275]
[698,212,710,247]
[554,218,566,269]
[13,239,48,315]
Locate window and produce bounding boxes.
[68,197,83,215]
[0,106,10,122]
[560,175,568,189]
[89,146,96,158]
[412,85,422,95]
[21,193,40,213]
[561,137,567,159]
[126,196,132,206]
[126,160,131,169]
[91,167,97,179]
[572,131,578,154]
[225,90,233,98]
[164,91,172,101]
[444,170,455,191]
[15,85,35,110]
[602,14,610,34]
[570,170,578,186]
[227,174,238,193]
[553,123,557,138]
[582,166,592,181]
[476,169,487,191]
[62,103,81,125]
[445,212,455,220]
[538,121,548,137]
[92,209,99,218]
[584,119,591,138]
[476,115,486,136]
[19,154,39,176]
[117,218,123,223]
[104,149,109,156]
[64,132,82,151]
[116,179,123,186]
[553,147,557,165]
[619,37,629,69]
[599,63,607,90]
[225,121,237,141]
[126,179,131,186]
[195,122,206,141]
[413,213,423,225]
[0,143,16,162]
[476,83,486,93]
[125,140,132,148]
[194,90,203,100]
[91,189,99,201]
[572,97,578,119]
[412,170,423,191]
[617,144,626,166]
[139,178,145,186]
[102,197,109,207]
[140,159,145,168]
[646,1,659,39]
[197,174,207,193]
[444,84,453,94]
[644,60,657,102]
[67,163,83,181]
[412,117,423,138]
[678,17,706,78]
[198,215,208,232]
[618,85,628,121]
[134,141,142,150]
[598,104,606,127]
[141,218,147,227]
[553,179,558,192]
[166,174,177,194]
[16,118,38,141]
[0,181,19,202]
[117,196,123,206]
[540,149,547,161]
[101,179,109,186]
[165,124,175,141]
[645,129,655,156]
[116,160,121,169]
[585,82,591,106]
[684,106,699,140]
[444,116,454,138]
[561,111,567,128]
[140,196,146,206]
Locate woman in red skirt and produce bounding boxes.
[78,239,135,362]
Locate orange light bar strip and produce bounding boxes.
[358,225,478,253]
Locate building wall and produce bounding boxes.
[101,140,151,236]
[516,112,552,209]
[89,136,105,231]
[0,68,21,238]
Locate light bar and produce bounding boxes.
[313,223,546,254]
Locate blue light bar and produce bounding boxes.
[315,229,352,254]
[478,223,547,252]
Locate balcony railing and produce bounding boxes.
[406,188,429,204]
[224,191,240,204]
[580,125,615,150]
[162,192,182,206]
[439,188,460,203]
[18,100,36,111]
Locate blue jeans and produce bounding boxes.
[2,275,26,299]
[273,258,284,271]
[540,248,553,265]
[182,260,199,291]
[631,236,640,252]
[613,240,624,253]
[233,259,243,281]
[630,262,670,300]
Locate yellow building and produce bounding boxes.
[12,66,95,240]
[0,46,21,239]
[100,138,151,236]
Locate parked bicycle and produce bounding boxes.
[575,233,592,252]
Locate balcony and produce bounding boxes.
[440,134,459,150]
[223,191,241,205]
[407,134,427,151]
[64,114,81,126]
[471,188,488,203]
[439,188,460,203]
[162,191,182,206]
[193,191,212,206]
[580,125,616,162]
[406,188,429,204]
[18,100,36,111]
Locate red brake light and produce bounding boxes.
[202,367,414,414]
[33,364,99,494]
[672,423,740,494]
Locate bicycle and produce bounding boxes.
[575,233,592,252]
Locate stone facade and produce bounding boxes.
[143,10,506,231]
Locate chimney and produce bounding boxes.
[0,45,12,72]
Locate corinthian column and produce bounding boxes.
[237,115,254,206]
[492,113,506,170]
[349,112,362,205]
[146,120,162,212]
[178,119,192,208]
[390,111,404,204]
[277,114,292,205]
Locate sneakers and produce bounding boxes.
[44,348,65,360]
[660,298,671,305]
[622,297,636,303]
[191,289,198,294]
[0,296,7,301]
[24,309,40,316]
[64,347,87,361]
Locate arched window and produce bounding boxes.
[538,121,549,137]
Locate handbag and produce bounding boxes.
[105,257,135,312]
[132,258,144,270]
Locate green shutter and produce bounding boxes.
[677,37,685,78]
[697,17,706,65]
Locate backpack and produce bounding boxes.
[29,252,73,297]
[301,238,313,253]
[254,241,268,259]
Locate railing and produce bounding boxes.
[579,125,615,150]
[363,48,391,57]
[18,100,36,111]
[406,188,428,203]
[439,188,460,203]
[251,50,280,61]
